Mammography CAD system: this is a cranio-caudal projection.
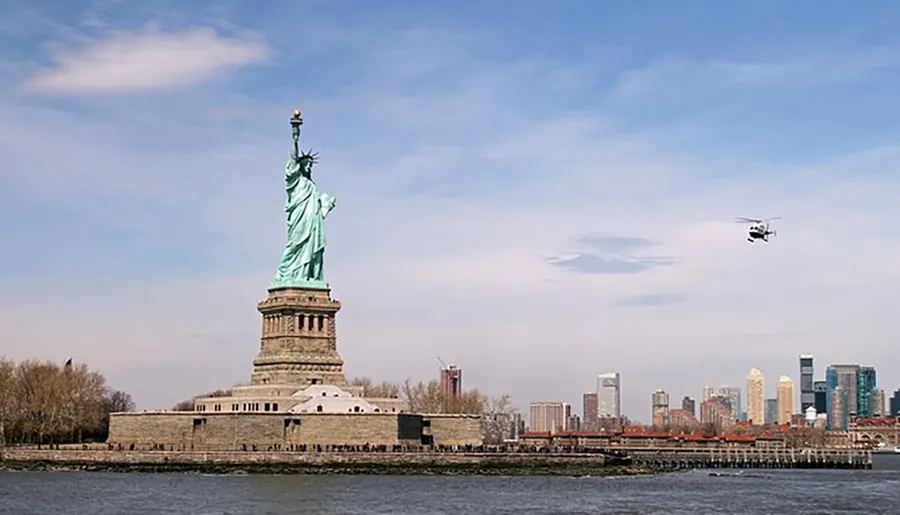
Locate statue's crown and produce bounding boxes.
[299,149,319,163]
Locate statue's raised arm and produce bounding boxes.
[289,109,302,161]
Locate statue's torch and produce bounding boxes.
[290,109,303,127]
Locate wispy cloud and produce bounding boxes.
[22,26,269,94]
[712,47,898,85]
[614,47,900,101]
[614,293,686,307]
[79,12,106,29]
[545,254,677,275]
[545,234,678,275]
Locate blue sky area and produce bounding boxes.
[2,0,900,420]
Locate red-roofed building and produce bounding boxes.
[849,417,900,447]
[516,430,786,449]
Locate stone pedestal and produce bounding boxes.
[250,287,347,387]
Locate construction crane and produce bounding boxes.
[437,357,460,371]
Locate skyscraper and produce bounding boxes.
[529,401,566,433]
[813,380,827,415]
[746,368,765,425]
[582,392,598,431]
[563,402,573,431]
[764,398,778,424]
[826,365,860,426]
[890,389,900,417]
[856,367,877,418]
[799,354,815,412]
[651,389,669,427]
[439,363,462,411]
[718,386,741,421]
[831,386,849,430]
[872,389,886,418]
[597,373,621,419]
[682,396,696,417]
[777,376,795,425]
[702,385,715,402]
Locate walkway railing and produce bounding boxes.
[625,447,872,469]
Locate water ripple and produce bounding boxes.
[1,458,899,515]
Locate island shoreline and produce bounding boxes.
[0,449,673,476]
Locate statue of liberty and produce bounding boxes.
[271,109,337,290]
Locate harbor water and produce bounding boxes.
[1,454,898,514]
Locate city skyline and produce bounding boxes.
[531,354,895,424]
[2,1,900,412]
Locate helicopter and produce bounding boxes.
[735,216,781,243]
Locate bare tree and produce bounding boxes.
[197,389,232,398]
[699,422,720,437]
[0,358,133,444]
[350,377,373,391]
[782,427,825,448]
[598,417,622,432]
[61,364,108,441]
[352,376,517,445]
[0,357,15,446]
[16,360,65,443]
[171,399,195,411]
[401,379,444,413]
[106,390,136,413]
[399,378,517,442]
[483,394,518,444]
[447,388,486,415]
[350,377,400,398]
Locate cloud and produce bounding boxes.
[711,47,898,85]
[545,234,678,275]
[80,12,107,29]
[614,293,686,308]
[545,254,677,275]
[613,46,900,101]
[22,26,269,94]
[3,5,900,422]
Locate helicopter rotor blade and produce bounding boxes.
[734,217,762,224]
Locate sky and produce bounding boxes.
[3,0,900,422]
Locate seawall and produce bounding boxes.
[0,449,657,476]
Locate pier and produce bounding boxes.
[624,447,872,469]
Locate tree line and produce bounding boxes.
[351,377,520,444]
[173,376,520,444]
[0,357,135,445]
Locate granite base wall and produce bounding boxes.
[422,414,484,446]
[108,411,481,450]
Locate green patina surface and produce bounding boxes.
[271,113,336,290]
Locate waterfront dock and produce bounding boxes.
[625,447,872,469]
